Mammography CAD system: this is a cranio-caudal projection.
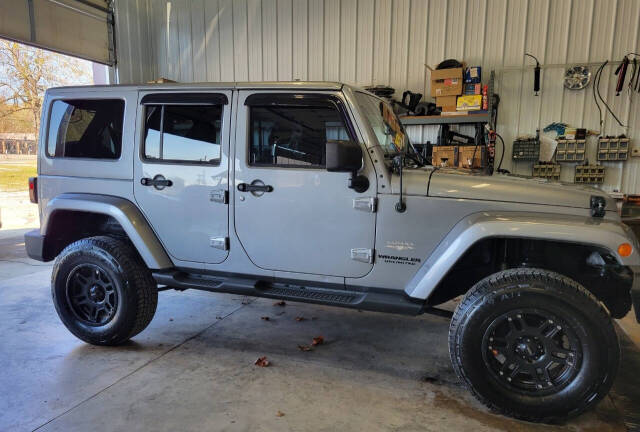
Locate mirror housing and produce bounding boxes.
[326,140,369,193]
[326,140,363,172]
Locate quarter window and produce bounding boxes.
[249,102,349,167]
[47,99,125,159]
[143,105,222,164]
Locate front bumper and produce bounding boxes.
[24,229,48,262]
[632,266,640,323]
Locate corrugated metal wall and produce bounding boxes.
[115,0,640,194]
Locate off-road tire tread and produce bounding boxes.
[448,268,619,423]
[52,236,158,345]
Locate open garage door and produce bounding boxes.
[0,0,114,65]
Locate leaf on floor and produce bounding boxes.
[295,316,306,322]
[254,356,270,367]
[273,300,286,306]
[276,410,285,417]
[297,344,313,351]
[311,336,324,346]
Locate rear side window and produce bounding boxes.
[143,105,222,164]
[248,99,349,168]
[47,99,124,159]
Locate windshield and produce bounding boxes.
[355,91,408,157]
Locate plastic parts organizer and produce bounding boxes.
[575,165,605,184]
[597,137,629,161]
[532,163,561,180]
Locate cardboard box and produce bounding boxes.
[435,95,457,111]
[456,94,482,111]
[431,146,458,167]
[458,145,485,169]
[430,67,463,97]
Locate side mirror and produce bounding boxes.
[325,140,369,193]
[326,140,362,172]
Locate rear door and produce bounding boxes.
[233,91,376,278]
[134,91,231,265]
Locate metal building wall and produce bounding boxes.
[115,0,640,194]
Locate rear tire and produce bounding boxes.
[51,236,158,346]
[448,268,619,422]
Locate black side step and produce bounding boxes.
[257,283,365,305]
[152,271,426,316]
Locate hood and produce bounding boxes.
[398,168,617,212]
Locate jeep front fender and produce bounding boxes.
[39,193,173,269]
[405,212,640,300]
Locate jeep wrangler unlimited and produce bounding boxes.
[25,82,640,422]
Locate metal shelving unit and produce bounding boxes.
[400,113,490,125]
[399,70,496,129]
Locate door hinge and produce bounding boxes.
[210,189,228,204]
[210,237,229,250]
[353,197,377,213]
[351,248,374,264]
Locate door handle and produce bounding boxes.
[141,176,173,188]
[237,183,273,193]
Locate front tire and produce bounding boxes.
[449,268,619,422]
[51,236,158,346]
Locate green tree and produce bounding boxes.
[0,40,93,135]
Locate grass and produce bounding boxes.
[0,163,37,192]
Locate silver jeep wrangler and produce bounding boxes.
[25,82,640,422]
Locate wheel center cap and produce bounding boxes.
[514,337,542,361]
[89,285,105,302]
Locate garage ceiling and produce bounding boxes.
[0,0,114,65]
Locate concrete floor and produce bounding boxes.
[1,228,639,431]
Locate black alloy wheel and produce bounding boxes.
[66,263,118,326]
[481,308,582,395]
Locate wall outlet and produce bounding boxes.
[632,147,640,157]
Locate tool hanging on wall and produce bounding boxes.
[593,60,626,130]
[525,53,541,96]
[631,57,640,94]
[615,56,630,95]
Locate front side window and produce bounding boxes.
[47,99,125,159]
[144,105,222,164]
[248,99,349,168]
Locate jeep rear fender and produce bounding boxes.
[405,212,640,300]
[42,193,173,269]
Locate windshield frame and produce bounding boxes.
[354,91,409,158]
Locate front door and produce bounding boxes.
[234,91,376,278]
[134,91,231,265]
